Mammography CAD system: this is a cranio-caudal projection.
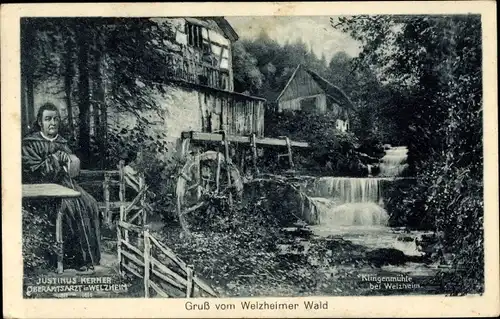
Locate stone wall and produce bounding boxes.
[107,84,203,159]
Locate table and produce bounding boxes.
[22,183,81,273]
[22,183,81,199]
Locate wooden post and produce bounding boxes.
[140,175,146,227]
[181,138,189,158]
[215,152,221,193]
[144,229,151,298]
[186,265,195,298]
[285,137,294,169]
[117,221,123,277]
[222,131,231,167]
[103,172,110,224]
[56,204,64,274]
[119,160,128,242]
[119,160,126,205]
[251,133,259,175]
[196,149,201,200]
[138,150,146,227]
[222,131,233,206]
[239,149,245,175]
[122,205,128,245]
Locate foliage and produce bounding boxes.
[158,195,373,296]
[140,150,186,224]
[334,15,483,294]
[105,123,185,223]
[22,204,58,274]
[22,18,177,166]
[232,31,328,101]
[104,18,177,116]
[266,110,367,176]
[323,49,406,147]
[232,31,398,147]
[384,179,432,230]
[232,42,264,95]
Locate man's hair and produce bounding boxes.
[32,102,60,132]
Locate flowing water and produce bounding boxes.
[379,146,409,177]
[307,176,426,256]
[308,177,388,227]
[301,146,438,286]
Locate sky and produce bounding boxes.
[226,16,362,62]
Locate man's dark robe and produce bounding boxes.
[22,132,101,269]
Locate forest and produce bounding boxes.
[336,16,483,295]
[21,15,483,296]
[217,15,483,294]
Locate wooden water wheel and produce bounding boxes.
[176,149,243,233]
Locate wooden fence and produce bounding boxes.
[79,161,146,224]
[117,221,217,298]
[116,168,217,298]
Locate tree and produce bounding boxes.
[319,53,328,76]
[322,50,398,146]
[20,19,36,136]
[21,17,177,168]
[233,35,332,101]
[232,41,264,94]
[76,22,91,164]
[326,51,352,93]
[333,15,483,294]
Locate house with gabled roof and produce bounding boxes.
[275,64,354,132]
[21,17,266,168]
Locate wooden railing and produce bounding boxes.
[164,52,230,91]
[79,161,146,224]
[114,167,217,298]
[117,221,217,298]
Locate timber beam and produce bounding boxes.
[181,131,309,148]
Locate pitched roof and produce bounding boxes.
[275,64,302,102]
[304,68,354,110]
[211,17,239,42]
[276,64,354,110]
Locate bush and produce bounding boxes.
[428,162,483,294]
[157,197,330,296]
[22,203,59,274]
[265,110,368,176]
[384,154,484,295]
[384,179,433,230]
[105,122,186,224]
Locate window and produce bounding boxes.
[300,97,317,112]
[185,22,203,49]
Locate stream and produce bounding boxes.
[154,146,443,296]
[283,146,441,295]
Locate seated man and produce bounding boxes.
[22,102,101,272]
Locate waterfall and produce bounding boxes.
[305,145,425,257]
[308,177,389,227]
[312,177,384,204]
[303,145,409,227]
[379,146,409,177]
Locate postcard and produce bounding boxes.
[2,1,499,318]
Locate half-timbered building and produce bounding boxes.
[21,17,266,166]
